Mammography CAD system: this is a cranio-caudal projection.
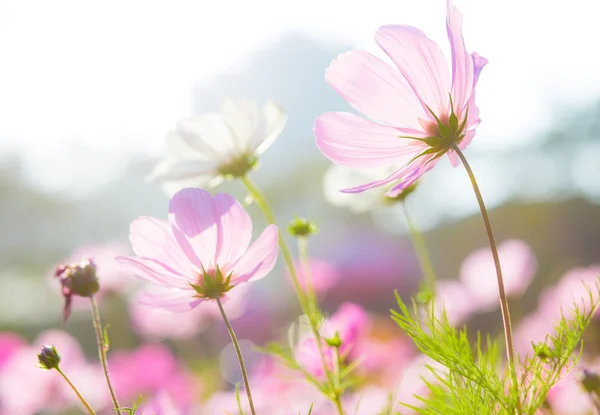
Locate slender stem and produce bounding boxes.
[241,175,341,409]
[56,367,96,415]
[332,348,345,415]
[216,296,256,415]
[451,144,519,408]
[241,175,308,312]
[90,297,122,414]
[400,202,437,297]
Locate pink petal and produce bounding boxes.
[129,217,194,275]
[325,51,425,129]
[385,154,438,197]
[446,0,474,111]
[168,188,220,270]
[230,225,279,283]
[213,192,252,266]
[138,287,203,312]
[315,112,424,169]
[375,25,451,116]
[116,256,190,289]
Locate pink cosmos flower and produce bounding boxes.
[460,239,537,311]
[315,0,487,196]
[288,257,340,295]
[117,188,279,311]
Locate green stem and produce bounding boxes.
[451,143,519,409]
[90,297,122,414]
[241,175,308,312]
[297,236,318,319]
[216,296,256,415]
[400,202,437,297]
[241,175,341,409]
[56,367,96,415]
[332,347,345,415]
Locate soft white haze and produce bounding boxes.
[1,0,599,192]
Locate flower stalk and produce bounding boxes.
[56,367,96,415]
[90,297,122,414]
[451,143,519,407]
[216,296,256,415]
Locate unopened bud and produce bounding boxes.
[55,259,100,321]
[325,332,342,348]
[288,217,319,238]
[37,345,61,370]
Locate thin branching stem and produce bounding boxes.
[90,297,122,414]
[216,296,256,415]
[56,367,96,415]
[451,143,519,411]
[401,202,437,297]
[242,175,342,411]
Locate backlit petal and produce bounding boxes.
[230,225,278,283]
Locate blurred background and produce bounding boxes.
[1,0,600,413]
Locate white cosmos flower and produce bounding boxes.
[324,164,418,213]
[147,99,287,195]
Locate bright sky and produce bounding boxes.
[1,0,600,192]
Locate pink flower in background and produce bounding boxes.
[295,303,371,378]
[117,188,278,311]
[460,239,537,311]
[110,344,199,408]
[433,280,477,325]
[546,371,595,415]
[315,0,487,196]
[289,258,340,295]
[0,332,26,370]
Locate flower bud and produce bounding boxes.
[325,332,342,348]
[37,345,61,370]
[288,217,319,238]
[55,259,100,321]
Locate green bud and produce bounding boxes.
[37,345,61,370]
[325,332,342,348]
[533,342,553,361]
[288,217,319,238]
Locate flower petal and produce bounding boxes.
[315,112,423,168]
[116,256,190,289]
[325,50,425,129]
[446,0,474,111]
[385,156,437,197]
[176,114,236,159]
[213,193,253,266]
[168,188,221,270]
[145,158,218,183]
[375,25,451,116]
[128,217,193,274]
[254,100,287,155]
[138,287,203,312]
[230,225,278,283]
[221,99,260,152]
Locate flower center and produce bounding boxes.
[190,265,235,299]
[217,153,258,179]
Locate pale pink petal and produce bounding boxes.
[138,287,203,312]
[471,52,489,88]
[213,193,252,266]
[315,112,424,169]
[254,100,287,155]
[375,25,451,116]
[446,0,474,111]
[129,217,194,274]
[145,158,218,183]
[385,154,438,197]
[168,188,220,269]
[230,224,279,283]
[116,256,191,289]
[434,280,476,325]
[325,50,425,129]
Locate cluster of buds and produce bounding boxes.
[55,259,99,321]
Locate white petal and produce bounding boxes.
[221,98,261,152]
[254,100,287,155]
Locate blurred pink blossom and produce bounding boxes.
[0,332,26,370]
[289,258,340,295]
[315,0,487,196]
[110,343,199,409]
[433,280,477,325]
[138,392,184,415]
[117,188,278,311]
[546,371,595,415]
[460,239,537,311]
